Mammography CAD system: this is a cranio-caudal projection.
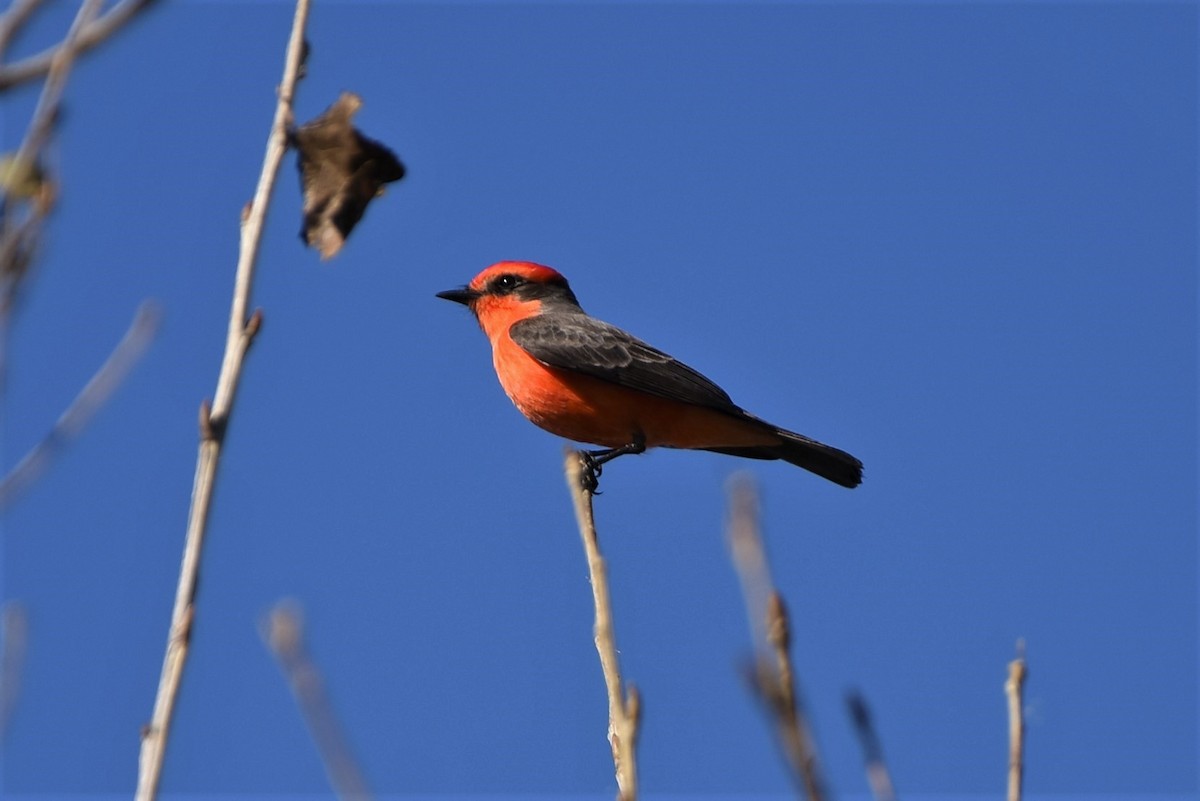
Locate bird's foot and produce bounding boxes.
[578,451,603,494]
[578,437,645,494]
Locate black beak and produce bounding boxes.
[436,286,479,306]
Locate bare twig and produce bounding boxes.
[564,449,640,801]
[10,0,104,175]
[761,593,825,801]
[726,473,825,801]
[135,1,310,798]
[0,602,28,741]
[846,690,897,801]
[1006,639,1027,801]
[0,0,158,90]
[0,0,47,64]
[0,301,160,508]
[1,0,102,366]
[262,601,373,801]
[728,473,771,643]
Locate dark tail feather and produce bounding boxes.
[706,426,863,489]
[773,429,863,488]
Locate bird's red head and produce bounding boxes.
[468,261,569,291]
[437,261,581,337]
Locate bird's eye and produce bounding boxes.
[492,274,522,294]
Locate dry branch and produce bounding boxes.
[8,0,104,175]
[846,690,897,801]
[564,449,640,801]
[135,1,310,798]
[0,301,161,508]
[1,0,104,359]
[1006,639,1027,801]
[726,474,825,801]
[0,0,157,90]
[0,0,47,65]
[0,601,28,741]
[262,601,373,801]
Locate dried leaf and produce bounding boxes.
[0,153,56,213]
[293,92,405,260]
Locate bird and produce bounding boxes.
[437,261,862,490]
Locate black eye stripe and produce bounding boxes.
[491,274,523,294]
[486,272,578,305]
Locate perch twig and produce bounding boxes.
[564,449,640,800]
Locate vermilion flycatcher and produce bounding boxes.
[438,262,862,489]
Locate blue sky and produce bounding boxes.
[1,1,1196,798]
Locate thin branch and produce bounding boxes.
[728,473,772,644]
[726,473,825,801]
[0,0,158,90]
[262,601,373,801]
[10,0,104,174]
[0,300,161,508]
[564,449,640,801]
[0,0,47,64]
[760,593,825,801]
[0,602,28,742]
[1,0,100,346]
[135,1,310,798]
[1006,639,1027,801]
[846,690,898,801]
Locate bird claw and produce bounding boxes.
[579,451,602,494]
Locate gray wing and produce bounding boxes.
[508,312,743,414]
